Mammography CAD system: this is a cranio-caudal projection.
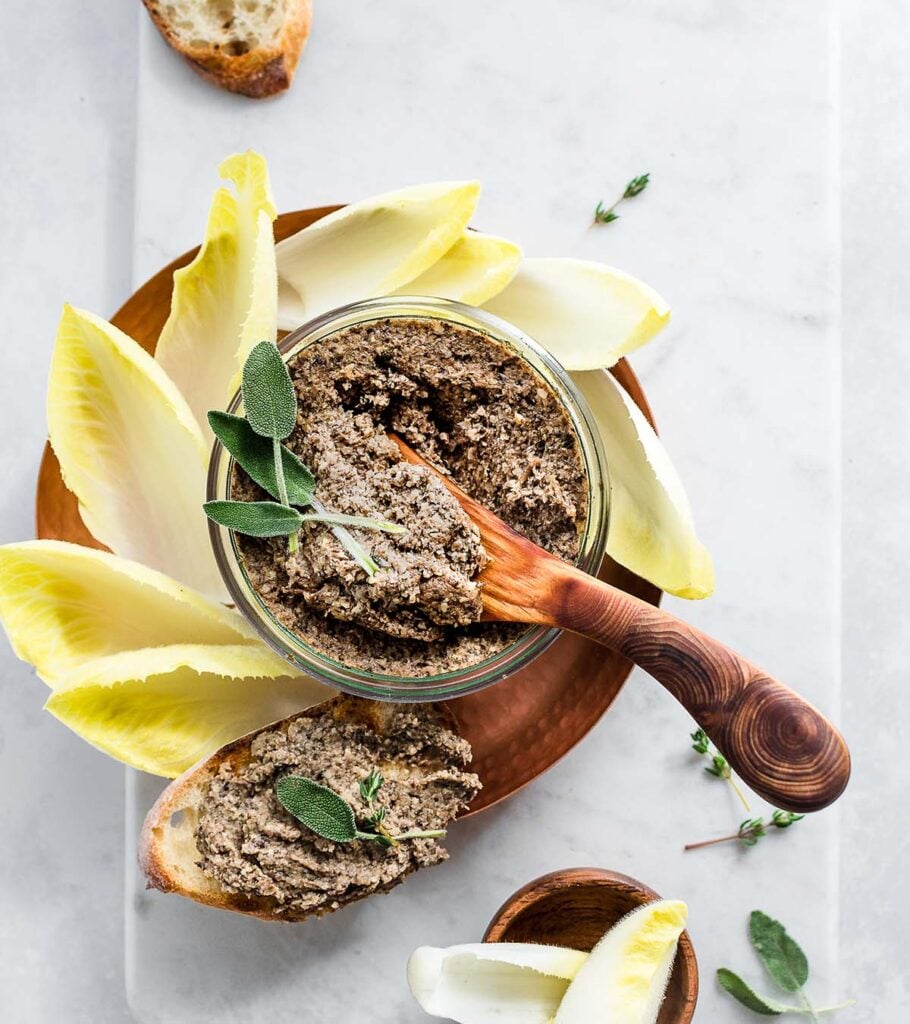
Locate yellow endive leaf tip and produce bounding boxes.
[218,150,277,221]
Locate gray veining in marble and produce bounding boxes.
[0,0,906,1020]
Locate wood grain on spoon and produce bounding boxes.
[390,433,850,814]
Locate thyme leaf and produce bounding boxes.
[359,768,384,807]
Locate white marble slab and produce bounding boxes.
[0,1,137,1021]
[840,0,910,1012]
[126,2,843,1022]
[1,0,906,1020]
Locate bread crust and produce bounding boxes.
[138,696,466,922]
[142,0,313,99]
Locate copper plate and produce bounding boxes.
[34,206,662,816]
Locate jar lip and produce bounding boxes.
[207,296,610,700]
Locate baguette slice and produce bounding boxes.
[139,695,478,921]
[142,0,313,99]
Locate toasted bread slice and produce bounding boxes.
[142,0,313,99]
[139,696,479,921]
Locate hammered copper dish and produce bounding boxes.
[484,867,698,1023]
[34,206,662,815]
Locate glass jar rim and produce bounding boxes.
[207,296,610,701]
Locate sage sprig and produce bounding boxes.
[593,172,650,225]
[718,911,854,1018]
[685,810,804,852]
[204,500,404,540]
[204,342,400,572]
[691,728,751,811]
[275,771,446,849]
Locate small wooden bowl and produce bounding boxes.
[484,868,698,1023]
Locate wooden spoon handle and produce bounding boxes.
[547,564,850,812]
[388,430,849,811]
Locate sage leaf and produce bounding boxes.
[301,512,405,534]
[275,775,358,843]
[204,499,302,537]
[242,340,297,440]
[208,411,315,505]
[717,969,792,1015]
[750,911,809,993]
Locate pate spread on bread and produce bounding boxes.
[140,697,480,920]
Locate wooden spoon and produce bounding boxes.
[391,434,850,813]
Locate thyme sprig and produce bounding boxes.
[691,728,751,811]
[359,768,383,808]
[685,810,805,852]
[593,172,650,225]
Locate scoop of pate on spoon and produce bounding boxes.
[390,434,850,814]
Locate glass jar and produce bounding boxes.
[207,296,610,701]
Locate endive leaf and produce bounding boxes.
[275,180,480,328]
[58,644,295,691]
[46,645,331,777]
[277,277,309,332]
[0,541,333,776]
[555,900,687,1024]
[408,943,587,1024]
[219,149,277,217]
[0,541,258,684]
[392,231,522,305]
[156,151,278,432]
[574,370,714,598]
[46,306,225,600]
[221,152,280,371]
[238,209,280,369]
[484,258,670,370]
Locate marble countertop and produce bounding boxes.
[0,1,905,1020]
